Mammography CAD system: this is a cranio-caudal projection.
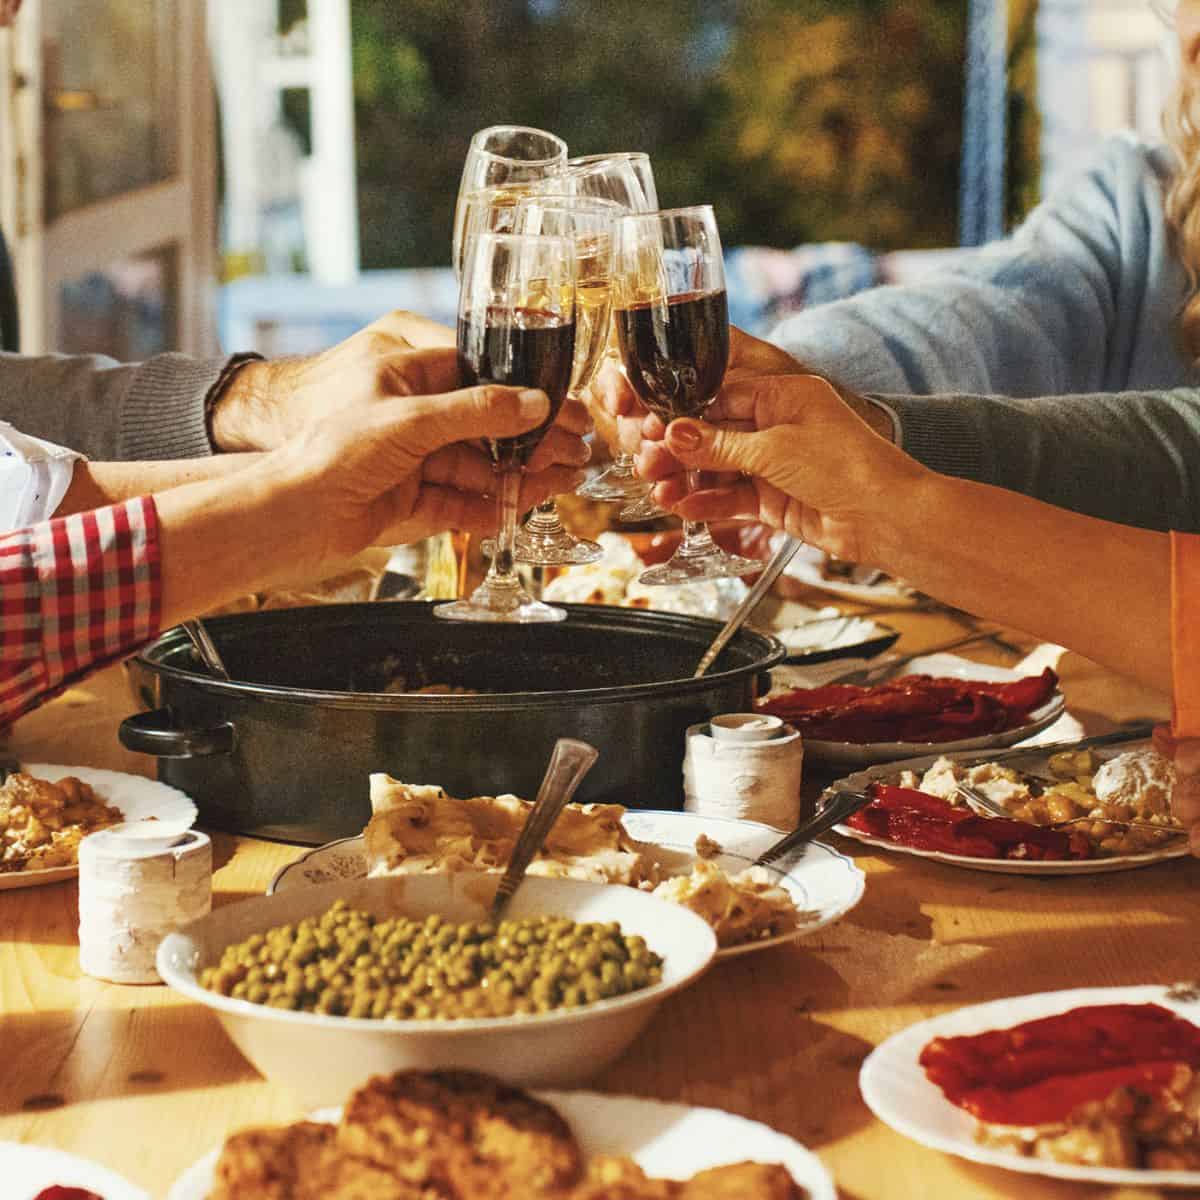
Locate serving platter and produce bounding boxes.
[860,984,1200,1188]
[791,654,1067,768]
[776,615,900,666]
[0,1142,150,1200]
[0,763,197,891]
[827,739,1189,875]
[167,1091,836,1200]
[268,809,866,957]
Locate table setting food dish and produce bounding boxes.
[762,654,1067,768]
[167,1068,836,1200]
[0,763,196,890]
[826,738,1189,874]
[267,788,865,957]
[2,1147,148,1200]
[0,1143,150,1200]
[156,872,717,1106]
[860,984,1200,1187]
[121,602,784,843]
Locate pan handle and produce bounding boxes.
[119,707,236,758]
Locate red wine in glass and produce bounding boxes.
[615,289,729,423]
[457,306,575,469]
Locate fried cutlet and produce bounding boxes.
[338,1069,582,1198]
[208,1119,439,1200]
[678,1161,806,1199]
[567,1155,680,1198]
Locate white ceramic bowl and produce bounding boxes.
[157,873,717,1108]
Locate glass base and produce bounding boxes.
[638,550,762,587]
[434,576,566,623]
[617,495,668,523]
[577,463,651,503]
[481,531,604,567]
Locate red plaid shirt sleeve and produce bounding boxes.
[0,496,162,727]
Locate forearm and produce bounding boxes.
[872,472,1171,691]
[153,461,338,626]
[56,454,264,516]
[0,350,239,460]
[878,389,1200,533]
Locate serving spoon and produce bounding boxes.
[491,737,600,919]
[694,536,803,678]
[181,618,231,681]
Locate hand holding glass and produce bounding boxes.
[611,205,760,585]
[435,233,576,623]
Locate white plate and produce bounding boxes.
[0,1142,149,1200]
[794,655,1068,768]
[0,764,197,891]
[781,542,917,607]
[167,1091,836,1200]
[860,984,1200,1188]
[828,739,1190,875]
[268,809,865,957]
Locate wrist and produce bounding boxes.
[208,357,288,453]
[863,466,954,576]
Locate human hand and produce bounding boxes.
[1153,725,1200,856]
[158,382,585,626]
[634,371,926,567]
[211,312,592,475]
[587,324,892,463]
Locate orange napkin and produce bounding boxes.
[1171,532,1200,739]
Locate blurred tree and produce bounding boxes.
[349,0,1038,267]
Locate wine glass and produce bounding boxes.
[611,205,760,585]
[503,195,622,566]
[564,157,664,513]
[435,233,577,623]
[567,152,659,210]
[452,126,567,280]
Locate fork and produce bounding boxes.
[955,782,1176,835]
[753,789,877,866]
[827,629,1000,687]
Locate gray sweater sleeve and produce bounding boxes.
[0,350,241,461]
[881,388,1200,533]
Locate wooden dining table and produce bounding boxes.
[1,592,1197,1200]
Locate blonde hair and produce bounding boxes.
[1165,74,1200,363]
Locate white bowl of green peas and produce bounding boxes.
[158,872,717,1108]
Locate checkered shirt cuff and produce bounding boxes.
[0,496,162,726]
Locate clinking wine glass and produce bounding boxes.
[452,126,567,281]
[563,156,665,513]
[501,194,624,567]
[611,205,759,585]
[435,232,577,623]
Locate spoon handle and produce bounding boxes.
[694,536,803,679]
[181,619,231,681]
[491,738,600,919]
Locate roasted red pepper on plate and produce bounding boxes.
[920,1003,1200,1124]
[759,669,1059,744]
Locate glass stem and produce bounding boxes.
[679,468,717,558]
[610,453,638,478]
[487,468,523,585]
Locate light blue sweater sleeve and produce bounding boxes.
[767,136,1200,531]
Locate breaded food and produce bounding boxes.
[208,1120,433,1199]
[678,1161,807,1199]
[569,1155,679,1198]
[338,1069,582,1197]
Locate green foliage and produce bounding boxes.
[349,0,1039,267]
